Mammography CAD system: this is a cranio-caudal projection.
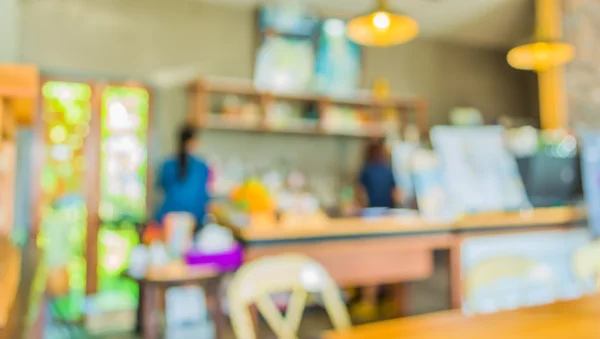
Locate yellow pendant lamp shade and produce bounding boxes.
[347,0,419,47]
[508,41,574,72]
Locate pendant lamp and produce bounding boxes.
[507,0,574,72]
[347,0,419,47]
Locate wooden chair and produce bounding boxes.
[228,254,351,339]
[574,240,600,290]
[0,236,22,328]
[464,256,553,314]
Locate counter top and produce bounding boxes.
[230,206,586,244]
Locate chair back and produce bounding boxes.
[228,254,351,339]
[574,240,600,289]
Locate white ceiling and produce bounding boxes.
[203,0,534,49]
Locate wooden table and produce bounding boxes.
[323,294,600,339]
[225,206,586,313]
[132,268,226,339]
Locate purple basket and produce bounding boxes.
[184,243,243,272]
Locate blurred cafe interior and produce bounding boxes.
[3,0,600,338]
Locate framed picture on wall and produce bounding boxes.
[254,34,315,93]
[254,3,363,96]
[315,18,362,96]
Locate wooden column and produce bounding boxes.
[85,82,102,295]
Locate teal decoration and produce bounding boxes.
[315,19,361,96]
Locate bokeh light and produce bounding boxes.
[49,124,68,144]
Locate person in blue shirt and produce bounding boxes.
[358,139,398,209]
[155,125,211,233]
[353,138,400,321]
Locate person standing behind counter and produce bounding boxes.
[155,125,211,234]
[353,138,400,320]
[358,138,399,210]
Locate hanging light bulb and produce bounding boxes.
[347,0,419,47]
[507,0,575,72]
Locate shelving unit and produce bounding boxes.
[187,77,429,140]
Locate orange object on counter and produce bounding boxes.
[230,178,275,214]
[142,224,164,246]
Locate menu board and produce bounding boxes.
[431,126,530,214]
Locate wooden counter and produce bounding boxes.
[236,206,586,244]
[226,206,586,312]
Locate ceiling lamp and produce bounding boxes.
[347,0,419,47]
[507,0,575,72]
[507,40,574,72]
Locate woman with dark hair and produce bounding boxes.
[358,138,398,209]
[155,125,211,232]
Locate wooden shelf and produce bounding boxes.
[189,77,429,139]
[204,113,386,138]
[195,77,415,109]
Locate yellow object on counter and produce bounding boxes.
[230,178,275,214]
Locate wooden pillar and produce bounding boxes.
[85,82,103,295]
